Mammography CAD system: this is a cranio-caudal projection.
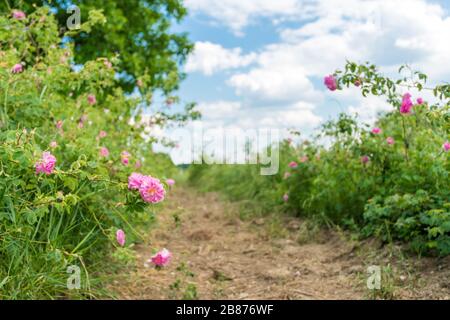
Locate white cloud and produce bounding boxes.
[228,65,322,103]
[180,0,450,152]
[256,102,322,128]
[193,99,322,131]
[195,100,242,118]
[220,0,449,109]
[347,94,392,125]
[185,41,256,75]
[276,0,450,78]
[185,0,310,36]
[189,0,450,79]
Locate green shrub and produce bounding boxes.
[0,6,191,298]
[363,191,450,255]
[188,62,450,255]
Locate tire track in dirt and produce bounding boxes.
[111,188,368,299]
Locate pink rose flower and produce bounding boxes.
[283,194,289,202]
[135,160,142,168]
[99,147,109,157]
[416,98,424,105]
[56,120,63,129]
[166,179,175,186]
[324,75,337,91]
[11,63,23,74]
[98,131,107,138]
[87,94,96,105]
[361,155,370,164]
[35,152,56,175]
[12,10,26,20]
[128,173,145,190]
[354,79,361,87]
[121,157,129,166]
[371,127,382,134]
[121,151,131,166]
[139,176,165,203]
[400,93,413,114]
[116,229,126,247]
[299,156,309,163]
[150,248,172,267]
[443,141,450,152]
[49,141,57,149]
[288,161,298,168]
[386,137,395,145]
[104,60,112,69]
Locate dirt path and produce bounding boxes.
[111,188,365,299]
[110,188,449,300]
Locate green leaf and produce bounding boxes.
[24,210,37,225]
[63,176,78,192]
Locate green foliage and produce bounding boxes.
[1,0,193,93]
[0,6,185,298]
[188,161,283,217]
[189,61,450,256]
[169,263,198,300]
[363,192,450,255]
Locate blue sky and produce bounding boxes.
[155,0,450,162]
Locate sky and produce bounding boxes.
[156,0,450,163]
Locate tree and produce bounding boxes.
[1,0,193,93]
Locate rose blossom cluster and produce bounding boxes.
[12,10,26,20]
[121,151,131,166]
[324,75,337,91]
[35,152,56,175]
[323,76,448,154]
[148,248,172,267]
[99,147,109,157]
[116,229,126,247]
[400,93,413,114]
[400,93,424,115]
[128,173,166,204]
[11,63,23,74]
[371,127,382,134]
[443,141,450,153]
[87,94,96,106]
[288,161,298,169]
[98,130,107,139]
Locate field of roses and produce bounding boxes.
[189,62,450,256]
[0,7,189,299]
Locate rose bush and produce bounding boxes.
[0,7,192,298]
[189,62,449,256]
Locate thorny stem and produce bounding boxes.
[401,116,409,163]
